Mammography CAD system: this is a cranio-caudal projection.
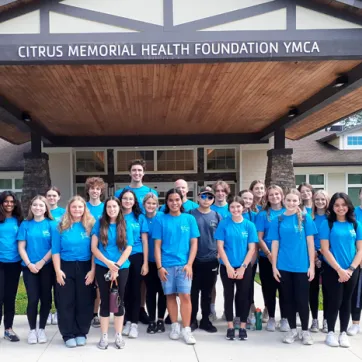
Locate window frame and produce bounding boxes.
[74,149,108,175]
[346,173,362,206]
[203,146,237,173]
[294,173,326,190]
[0,172,24,196]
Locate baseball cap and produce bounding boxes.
[198,186,215,197]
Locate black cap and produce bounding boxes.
[198,186,215,197]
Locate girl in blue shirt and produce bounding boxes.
[270,188,316,345]
[143,193,166,334]
[119,189,149,339]
[256,185,289,333]
[91,196,133,350]
[249,180,266,212]
[298,182,314,216]
[216,196,258,341]
[18,195,56,345]
[0,191,23,342]
[320,192,362,348]
[309,190,330,334]
[52,196,96,348]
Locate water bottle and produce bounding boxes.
[255,308,263,330]
[250,313,256,331]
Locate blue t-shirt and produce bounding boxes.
[355,207,362,223]
[91,220,134,269]
[160,199,199,213]
[256,208,286,257]
[124,212,149,255]
[268,213,317,273]
[214,217,258,268]
[115,185,158,213]
[211,204,230,219]
[319,220,362,270]
[152,213,200,267]
[313,214,327,251]
[0,217,20,263]
[304,207,313,215]
[256,205,263,212]
[86,202,104,220]
[146,212,163,262]
[243,210,257,223]
[52,222,92,261]
[17,219,56,266]
[51,207,65,223]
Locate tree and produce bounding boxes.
[338,111,362,130]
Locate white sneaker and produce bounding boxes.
[322,319,328,333]
[51,312,58,325]
[266,318,276,332]
[115,333,125,349]
[309,319,319,333]
[301,330,313,345]
[262,308,269,323]
[169,323,181,340]
[128,323,138,339]
[347,324,360,336]
[296,313,301,327]
[37,329,47,344]
[46,314,52,326]
[28,329,37,344]
[325,331,339,347]
[339,332,351,348]
[279,318,290,332]
[182,327,196,345]
[122,321,131,336]
[283,329,298,344]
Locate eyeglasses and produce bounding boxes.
[200,194,214,201]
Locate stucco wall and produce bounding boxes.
[241,149,268,190]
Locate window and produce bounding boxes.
[347,136,362,146]
[157,150,194,172]
[75,151,106,174]
[295,174,325,190]
[0,177,23,198]
[205,148,236,171]
[347,174,362,206]
[116,150,154,172]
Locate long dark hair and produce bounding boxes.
[164,188,185,214]
[100,197,127,250]
[327,192,356,226]
[118,189,142,220]
[0,191,23,225]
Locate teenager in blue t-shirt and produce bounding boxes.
[91,196,134,350]
[215,195,258,341]
[142,193,166,334]
[0,191,23,342]
[52,196,96,348]
[154,188,199,345]
[256,185,289,333]
[320,192,362,348]
[18,195,57,345]
[309,190,330,334]
[270,188,316,346]
[120,189,149,339]
[298,182,314,216]
[249,180,266,212]
[211,180,231,219]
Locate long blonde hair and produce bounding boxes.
[27,195,54,221]
[264,185,284,221]
[312,190,330,219]
[59,196,95,234]
[285,188,304,231]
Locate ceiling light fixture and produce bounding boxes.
[22,112,32,123]
[288,107,299,118]
[333,75,348,88]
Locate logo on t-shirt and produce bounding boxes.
[181,225,190,233]
[42,230,50,237]
[81,232,89,239]
[241,231,248,238]
[131,223,140,229]
[210,221,218,229]
[350,229,357,238]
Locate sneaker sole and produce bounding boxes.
[309,328,319,333]
[97,344,108,350]
[128,335,138,339]
[147,330,156,334]
[38,340,47,344]
[326,342,339,347]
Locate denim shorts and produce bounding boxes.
[161,266,192,295]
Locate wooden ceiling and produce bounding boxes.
[1,60,361,144]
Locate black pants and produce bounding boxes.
[248,262,258,308]
[279,270,310,330]
[309,266,328,320]
[124,253,143,324]
[0,261,21,329]
[56,260,95,341]
[259,256,285,319]
[145,262,166,322]
[191,259,218,323]
[96,264,129,317]
[323,262,358,332]
[220,264,252,323]
[23,262,54,330]
[351,268,362,321]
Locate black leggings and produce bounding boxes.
[259,256,285,319]
[248,262,258,308]
[323,262,358,333]
[279,270,310,330]
[220,264,252,323]
[309,266,328,320]
[96,264,129,317]
[351,268,362,321]
[23,262,54,330]
[125,253,143,324]
[0,261,22,329]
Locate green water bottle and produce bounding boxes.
[255,308,263,331]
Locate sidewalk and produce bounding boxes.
[1,280,362,362]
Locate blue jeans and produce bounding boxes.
[161,266,191,295]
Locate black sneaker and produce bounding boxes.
[156,320,165,333]
[4,329,20,342]
[239,328,248,341]
[190,320,198,332]
[226,328,235,340]
[199,320,217,333]
[165,314,172,325]
[147,321,157,334]
[139,307,150,325]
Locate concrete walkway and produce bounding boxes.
[2,280,362,362]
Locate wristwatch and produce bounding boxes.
[241,263,247,269]
[348,266,356,272]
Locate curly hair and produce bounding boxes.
[0,191,23,225]
[128,159,146,172]
[85,177,106,200]
[118,189,142,220]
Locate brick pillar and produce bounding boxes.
[21,153,51,214]
[265,148,295,191]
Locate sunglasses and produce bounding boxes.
[200,194,214,201]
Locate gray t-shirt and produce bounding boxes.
[190,209,221,262]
